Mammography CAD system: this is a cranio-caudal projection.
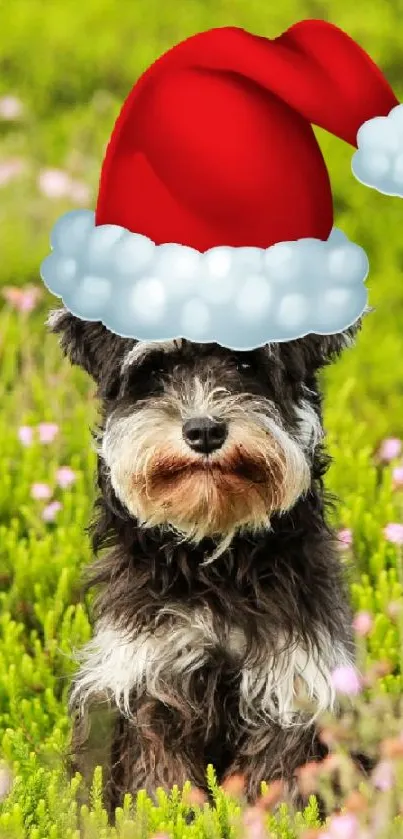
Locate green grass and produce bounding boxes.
[1,0,403,836]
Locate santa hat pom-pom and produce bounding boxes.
[352,104,403,196]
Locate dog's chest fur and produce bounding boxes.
[71,519,353,730]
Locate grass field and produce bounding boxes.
[1,1,403,836]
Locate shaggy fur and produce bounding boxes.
[48,307,359,816]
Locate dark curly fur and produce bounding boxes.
[48,307,362,818]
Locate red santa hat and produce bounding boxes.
[41,20,401,349]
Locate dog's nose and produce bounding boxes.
[182,417,228,454]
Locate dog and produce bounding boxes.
[48,306,358,815]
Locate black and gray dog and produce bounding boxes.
[49,306,358,814]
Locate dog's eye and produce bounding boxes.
[237,361,253,372]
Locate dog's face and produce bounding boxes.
[49,308,356,545]
[101,339,323,544]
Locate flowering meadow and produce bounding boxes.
[1,1,403,837]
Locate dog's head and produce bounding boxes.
[48,307,357,546]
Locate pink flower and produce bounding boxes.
[42,501,62,522]
[30,483,52,500]
[3,285,41,312]
[352,611,373,637]
[242,808,266,839]
[331,665,362,696]
[392,466,403,490]
[37,167,91,204]
[38,168,72,199]
[328,813,359,839]
[56,466,76,489]
[383,523,403,545]
[387,600,403,620]
[337,528,353,549]
[377,437,402,463]
[19,288,41,312]
[37,422,59,444]
[0,95,23,120]
[0,158,25,186]
[68,180,91,204]
[372,759,395,791]
[18,425,33,446]
[0,765,12,801]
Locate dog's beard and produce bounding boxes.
[134,433,286,541]
[101,385,313,550]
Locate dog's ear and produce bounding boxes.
[302,320,362,371]
[47,307,133,396]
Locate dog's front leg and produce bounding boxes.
[108,696,208,810]
[69,698,206,820]
[225,720,326,805]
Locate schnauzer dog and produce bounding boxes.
[48,307,357,814]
